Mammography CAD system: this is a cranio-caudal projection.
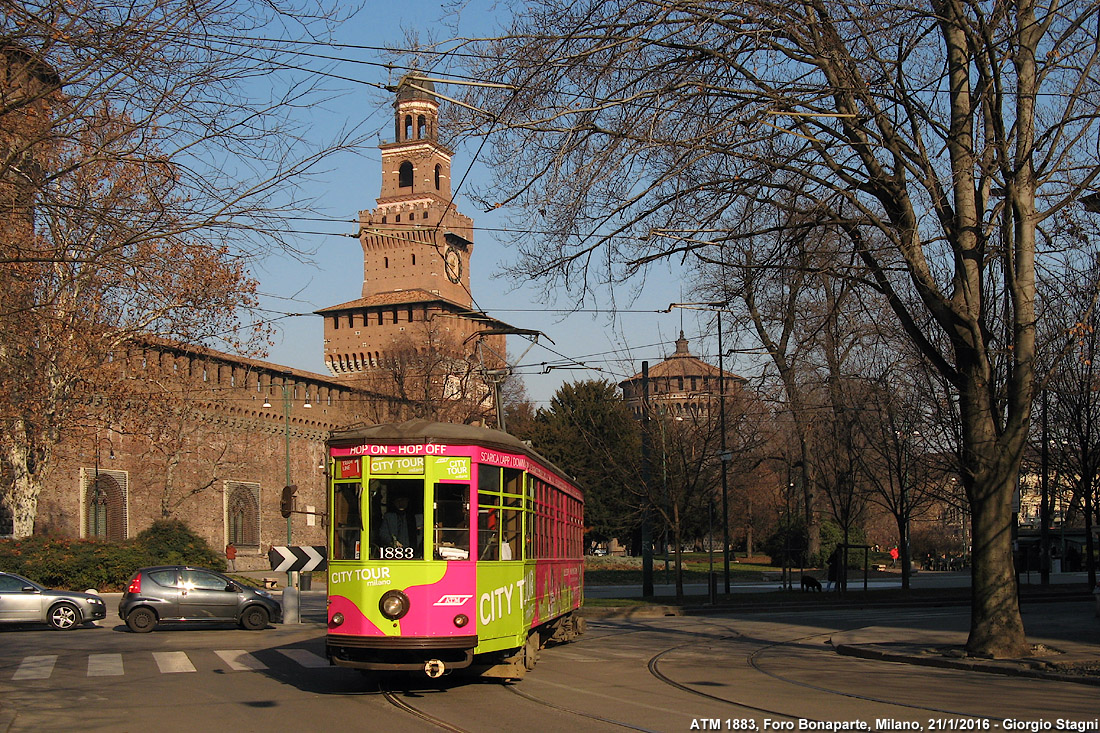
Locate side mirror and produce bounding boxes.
[225,583,237,592]
[21,586,37,593]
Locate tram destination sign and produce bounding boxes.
[268,545,327,573]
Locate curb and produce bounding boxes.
[832,641,1100,687]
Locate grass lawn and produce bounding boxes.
[584,553,796,587]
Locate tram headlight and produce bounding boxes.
[453,614,469,628]
[330,612,344,627]
[379,590,410,620]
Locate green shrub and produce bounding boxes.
[0,519,226,591]
[133,519,225,570]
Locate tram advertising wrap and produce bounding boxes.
[324,420,586,679]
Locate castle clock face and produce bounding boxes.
[444,247,462,283]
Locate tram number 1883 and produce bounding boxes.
[379,546,416,560]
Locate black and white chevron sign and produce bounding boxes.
[268,545,327,573]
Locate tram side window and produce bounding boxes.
[433,483,470,560]
[370,479,424,560]
[478,491,501,560]
[524,476,535,558]
[501,467,523,561]
[477,466,501,560]
[333,483,363,560]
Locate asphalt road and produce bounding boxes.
[1,600,1095,732]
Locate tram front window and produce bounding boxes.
[333,483,362,560]
[370,479,424,560]
[433,483,470,560]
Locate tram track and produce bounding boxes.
[636,615,1004,727]
[504,684,665,732]
[744,634,998,721]
[376,609,1022,731]
[379,682,474,733]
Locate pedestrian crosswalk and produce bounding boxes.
[6,648,330,680]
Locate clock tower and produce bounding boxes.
[318,75,510,385]
[359,74,471,305]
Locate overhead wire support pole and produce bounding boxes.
[718,310,730,595]
[662,300,731,595]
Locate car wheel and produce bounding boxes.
[125,607,158,633]
[47,602,81,630]
[239,605,269,630]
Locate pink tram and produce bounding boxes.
[324,420,586,679]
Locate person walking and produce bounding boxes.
[225,542,237,572]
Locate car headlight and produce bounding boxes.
[254,589,272,599]
[379,590,410,620]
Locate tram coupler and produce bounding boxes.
[424,659,446,678]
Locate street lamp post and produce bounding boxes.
[263,374,311,605]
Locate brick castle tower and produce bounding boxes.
[317,75,509,406]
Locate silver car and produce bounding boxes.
[0,571,107,630]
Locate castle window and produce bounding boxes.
[384,257,389,268]
[404,114,413,140]
[332,315,339,330]
[83,469,128,541]
[435,164,441,190]
[381,216,387,223]
[399,161,414,188]
[395,214,401,223]
[417,115,427,138]
[226,482,260,547]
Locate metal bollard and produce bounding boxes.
[283,575,300,625]
[709,572,718,604]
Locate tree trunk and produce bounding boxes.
[967,472,1027,657]
[2,426,45,539]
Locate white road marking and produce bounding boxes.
[277,649,328,668]
[88,653,124,676]
[12,655,56,680]
[153,651,196,673]
[215,650,268,671]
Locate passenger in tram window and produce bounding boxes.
[378,494,423,558]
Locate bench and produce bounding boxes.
[761,572,783,582]
[263,577,278,589]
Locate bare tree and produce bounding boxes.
[446,0,1100,657]
[0,0,359,537]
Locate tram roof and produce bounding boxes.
[329,420,580,492]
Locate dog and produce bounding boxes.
[800,574,822,592]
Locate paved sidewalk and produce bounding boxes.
[830,599,1100,685]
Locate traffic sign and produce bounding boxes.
[268,545,327,572]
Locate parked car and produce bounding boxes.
[119,566,282,633]
[0,571,107,630]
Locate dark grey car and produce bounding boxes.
[119,566,281,632]
[0,571,108,630]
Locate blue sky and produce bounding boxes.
[251,0,753,405]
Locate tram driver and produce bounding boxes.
[377,493,423,559]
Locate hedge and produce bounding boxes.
[0,519,227,592]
